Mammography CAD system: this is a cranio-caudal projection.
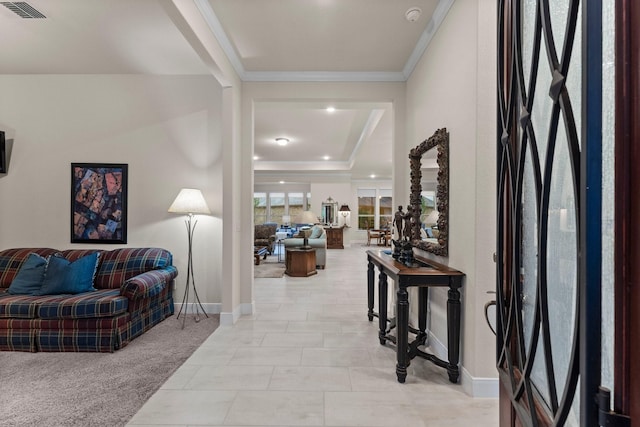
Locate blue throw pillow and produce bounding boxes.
[36,252,100,295]
[310,226,323,239]
[7,253,48,295]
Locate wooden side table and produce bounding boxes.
[285,248,317,277]
[324,226,344,249]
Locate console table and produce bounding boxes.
[366,249,464,383]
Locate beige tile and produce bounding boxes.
[160,364,200,390]
[269,366,351,391]
[261,332,324,347]
[204,332,265,348]
[277,302,324,313]
[254,303,281,312]
[224,391,324,426]
[255,311,309,321]
[301,347,373,367]
[232,319,289,332]
[287,320,342,333]
[307,311,365,322]
[348,366,406,391]
[127,390,235,425]
[324,391,426,427]
[183,345,239,365]
[228,346,303,366]
[185,365,273,390]
[322,303,368,313]
[323,332,379,348]
[296,295,341,304]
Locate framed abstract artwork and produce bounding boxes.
[71,163,128,244]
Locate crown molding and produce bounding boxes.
[194,0,246,78]
[403,0,455,79]
[242,71,407,83]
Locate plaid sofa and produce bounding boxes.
[0,247,177,352]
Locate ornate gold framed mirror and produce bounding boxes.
[409,128,449,257]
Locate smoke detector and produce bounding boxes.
[405,7,422,23]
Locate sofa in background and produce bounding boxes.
[283,225,327,268]
[254,223,277,254]
[0,247,177,352]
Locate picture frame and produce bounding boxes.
[71,163,128,244]
[0,131,6,174]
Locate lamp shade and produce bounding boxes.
[296,210,317,225]
[168,188,211,214]
[339,204,351,213]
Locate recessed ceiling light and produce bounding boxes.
[370,174,376,179]
[253,155,259,160]
[275,137,289,146]
[279,181,285,184]
[405,7,422,22]
[323,155,330,160]
[326,107,335,113]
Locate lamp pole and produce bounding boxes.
[176,213,209,329]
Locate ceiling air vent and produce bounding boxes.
[1,2,45,18]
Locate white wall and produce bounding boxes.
[406,0,497,391]
[0,74,225,308]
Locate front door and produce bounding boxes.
[496,0,637,425]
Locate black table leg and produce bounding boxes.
[446,286,461,383]
[367,260,375,321]
[378,270,388,345]
[417,287,428,345]
[396,284,409,383]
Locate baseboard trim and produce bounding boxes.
[427,331,498,398]
[220,302,254,326]
[461,367,499,398]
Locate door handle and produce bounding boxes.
[484,290,497,335]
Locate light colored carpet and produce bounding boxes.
[0,314,219,427]
[254,256,286,278]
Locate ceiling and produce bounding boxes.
[0,0,451,183]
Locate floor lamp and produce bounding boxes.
[168,188,211,328]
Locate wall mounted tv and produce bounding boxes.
[0,131,6,173]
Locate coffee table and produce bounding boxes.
[254,246,268,265]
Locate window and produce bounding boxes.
[358,188,393,230]
[253,191,311,225]
[269,192,285,225]
[288,192,304,223]
[358,189,376,230]
[254,192,267,225]
[379,189,393,229]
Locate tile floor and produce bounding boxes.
[128,244,498,427]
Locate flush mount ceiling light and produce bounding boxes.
[275,137,289,146]
[405,7,422,22]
